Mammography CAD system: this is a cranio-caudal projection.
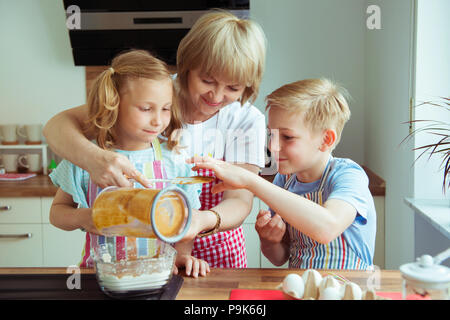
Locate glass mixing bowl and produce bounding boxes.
[91,237,176,299]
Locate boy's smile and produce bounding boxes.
[267,106,329,183]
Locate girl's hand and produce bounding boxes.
[255,209,286,243]
[187,156,252,194]
[174,254,210,278]
[78,208,101,234]
[88,149,151,188]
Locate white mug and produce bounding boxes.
[17,124,42,144]
[0,124,19,144]
[18,154,41,173]
[1,154,20,172]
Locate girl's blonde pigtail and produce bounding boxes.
[86,67,120,149]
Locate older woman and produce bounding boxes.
[44,10,267,271]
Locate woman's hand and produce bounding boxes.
[88,149,151,188]
[187,156,253,194]
[255,209,286,243]
[180,209,215,241]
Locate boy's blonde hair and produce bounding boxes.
[176,10,266,109]
[86,49,182,150]
[266,79,351,148]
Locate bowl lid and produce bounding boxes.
[400,255,450,286]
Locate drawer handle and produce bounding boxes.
[0,233,32,239]
[0,206,11,211]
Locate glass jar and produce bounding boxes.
[92,186,192,243]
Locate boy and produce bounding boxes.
[188,78,376,270]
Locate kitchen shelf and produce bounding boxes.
[0,144,48,175]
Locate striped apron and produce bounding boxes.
[284,162,370,270]
[79,139,167,267]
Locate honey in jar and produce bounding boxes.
[92,186,192,243]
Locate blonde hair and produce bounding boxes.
[266,79,351,147]
[85,49,182,150]
[176,10,266,109]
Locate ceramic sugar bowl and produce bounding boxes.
[400,248,450,300]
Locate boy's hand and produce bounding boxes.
[187,156,252,194]
[255,209,286,243]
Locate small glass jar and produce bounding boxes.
[400,254,450,300]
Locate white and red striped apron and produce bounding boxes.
[284,163,370,270]
[191,167,247,268]
[79,139,166,267]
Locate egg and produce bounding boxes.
[342,282,362,300]
[281,273,305,299]
[319,287,342,300]
[302,269,322,300]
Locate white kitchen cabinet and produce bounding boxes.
[243,197,260,268]
[0,224,43,267]
[42,224,85,267]
[0,197,85,267]
[0,197,43,267]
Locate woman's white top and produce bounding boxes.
[180,101,266,167]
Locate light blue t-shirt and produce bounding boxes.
[49,142,202,210]
[271,156,376,267]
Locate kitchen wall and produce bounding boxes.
[0,0,85,127]
[363,0,415,269]
[251,0,366,164]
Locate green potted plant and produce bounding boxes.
[402,97,450,193]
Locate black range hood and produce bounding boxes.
[63,0,249,66]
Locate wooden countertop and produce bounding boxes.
[0,267,402,300]
[0,175,57,197]
[0,165,385,197]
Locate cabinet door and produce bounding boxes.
[41,197,53,224]
[42,224,86,267]
[243,223,260,268]
[0,198,41,223]
[243,197,261,267]
[0,224,43,267]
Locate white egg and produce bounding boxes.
[319,287,342,300]
[282,273,305,299]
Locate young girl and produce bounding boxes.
[49,50,209,277]
[189,79,376,270]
